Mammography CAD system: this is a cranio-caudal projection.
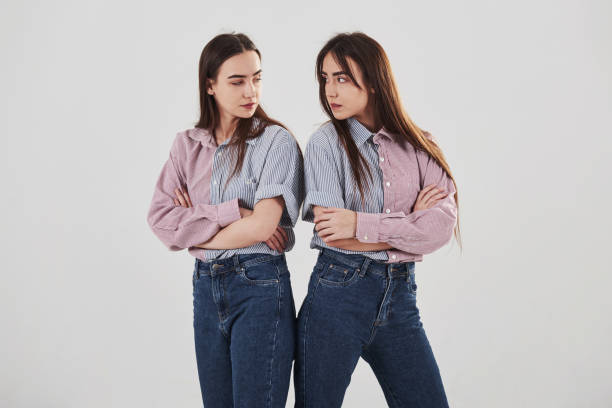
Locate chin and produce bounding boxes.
[332,111,350,120]
[235,109,256,119]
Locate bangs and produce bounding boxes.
[317,48,363,89]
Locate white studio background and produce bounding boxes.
[1,0,611,407]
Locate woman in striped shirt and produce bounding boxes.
[295,32,461,407]
[147,33,303,408]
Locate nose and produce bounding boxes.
[326,81,337,99]
[244,80,256,98]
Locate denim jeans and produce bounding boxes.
[294,248,449,408]
[192,253,296,408]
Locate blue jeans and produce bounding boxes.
[294,248,449,408]
[192,253,296,408]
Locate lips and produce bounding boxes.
[330,103,342,110]
[242,103,256,109]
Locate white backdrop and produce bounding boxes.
[2,0,611,406]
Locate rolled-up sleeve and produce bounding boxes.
[253,131,304,226]
[147,137,241,251]
[355,153,457,255]
[302,139,345,222]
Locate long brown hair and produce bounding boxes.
[316,32,462,250]
[195,32,289,182]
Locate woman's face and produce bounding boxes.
[321,52,370,120]
[208,50,262,120]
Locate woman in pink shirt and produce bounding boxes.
[147,33,303,408]
[295,32,462,407]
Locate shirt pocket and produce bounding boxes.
[239,175,258,207]
[221,174,259,208]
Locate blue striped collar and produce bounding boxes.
[346,117,394,145]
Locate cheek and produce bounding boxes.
[214,87,230,105]
[349,89,368,112]
[340,88,366,114]
[228,87,245,105]
[215,88,241,114]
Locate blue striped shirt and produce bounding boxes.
[302,117,388,260]
[205,124,304,259]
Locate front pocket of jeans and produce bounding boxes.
[318,262,361,287]
[238,263,279,286]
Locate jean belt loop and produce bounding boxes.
[233,254,241,271]
[359,257,371,277]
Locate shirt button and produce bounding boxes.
[385,209,391,214]
[385,181,391,187]
[213,181,218,185]
[392,255,397,260]
[364,235,368,240]
[379,156,385,162]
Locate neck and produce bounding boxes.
[215,111,239,145]
[354,105,380,133]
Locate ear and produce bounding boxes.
[370,87,375,94]
[206,79,215,95]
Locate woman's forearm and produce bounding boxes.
[326,238,393,252]
[312,205,393,251]
[195,215,264,249]
[195,197,284,250]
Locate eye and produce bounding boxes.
[338,76,348,83]
[321,75,328,82]
[254,77,262,82]
[231,81,243,86]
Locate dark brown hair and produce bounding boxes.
[316,32,462,250]
[195,32,288,182]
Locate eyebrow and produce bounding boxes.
[227,69,262,79]
[321,71,348,76]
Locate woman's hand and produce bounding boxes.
[173,188,287,252]
[413,184,448,211]
[265,225,289,253]
[173,188,193,208]
[313,208,357,242]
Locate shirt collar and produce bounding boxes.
[188,127,216,147]
[347,117,395,145]
[188,126,259,147]
[376,126,396,141]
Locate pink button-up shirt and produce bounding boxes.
[147,124,304,261]
[147,128,241,260]
[355,126,458,262]
[303,117,457,263]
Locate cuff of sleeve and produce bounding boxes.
[356,212,381,243]
[378,211,407,240]
[302,191,344,222]
[217,198,241,227]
